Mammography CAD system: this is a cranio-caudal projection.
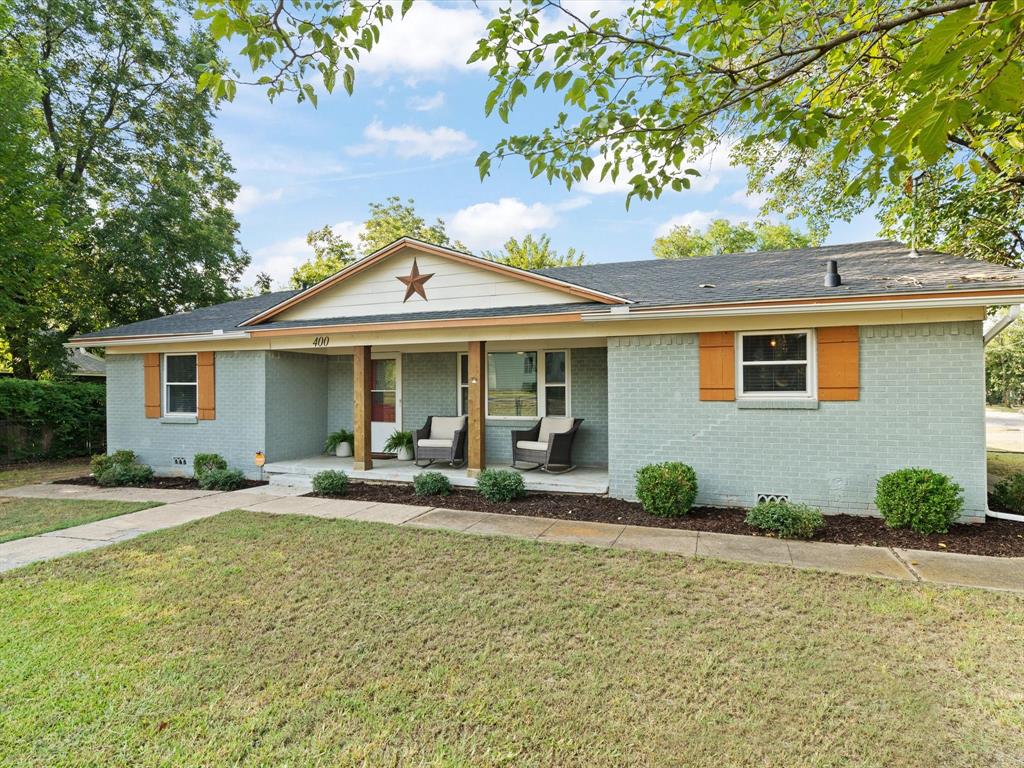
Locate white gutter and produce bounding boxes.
[983,305,1022,345]
[581,294,1024,321]
[64,330,251,348]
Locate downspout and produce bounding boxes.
[983,306,1024,522]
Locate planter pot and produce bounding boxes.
[335,442,352,458]
[397,446,414,461]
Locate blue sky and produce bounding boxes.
[214,1,881,288]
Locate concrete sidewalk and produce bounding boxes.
[2,484,1022,592]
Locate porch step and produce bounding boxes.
[267,472,313,490]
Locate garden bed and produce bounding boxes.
[309,482,1024,558]
[61,475,269,490]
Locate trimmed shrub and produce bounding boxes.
[198,468,246,491]
[993,472,1024,515]
[875,468,964,534]
[745,501,825,540]
[95,462,153,487]
[193,452,228,480]
[312,469,349,496]
[476,469,526,503]
[90,452,115,477]
[635,462,698,517]
[414,471,452,497]
[0,379,105,460]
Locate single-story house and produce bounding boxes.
[71,237,1024,522]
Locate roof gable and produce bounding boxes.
[242,238,627,326]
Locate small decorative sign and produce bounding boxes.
[254,451,266,468]
[312,336,330,347]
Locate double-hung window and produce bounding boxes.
[164,354,198,416]
[458,349,570,418]
[737,331,815,399]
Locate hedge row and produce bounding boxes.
[0,378,106,461]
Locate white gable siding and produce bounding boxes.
[273,246,588,322]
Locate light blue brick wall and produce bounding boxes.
[402,352,458,434]
[326,357,353,434]
[265,352,328,461]
[106,352,268,478]
[607,321,987,520]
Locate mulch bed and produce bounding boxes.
[61,476,269,490]
[307,482,1024,558]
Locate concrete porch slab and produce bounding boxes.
[263,454,609,495]
[538,519,625,547]
[895,548,1024,592]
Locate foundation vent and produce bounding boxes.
[756,493,789,505]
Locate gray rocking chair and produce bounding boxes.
[413,415,467,468]
[511,417,583,474]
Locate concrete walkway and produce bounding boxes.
[2,484,1022,592]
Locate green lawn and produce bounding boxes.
[1,511,1022,767]
[0,498,158,543]
[987,449,1024,489]
[0,457,91,490]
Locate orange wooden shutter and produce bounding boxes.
[197,351,216,420]
[817,326,859,401]
[144,353,161,418]
[699,331,735,401]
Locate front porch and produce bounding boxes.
[263,454,610,495]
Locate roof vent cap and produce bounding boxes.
[824,259,842,288]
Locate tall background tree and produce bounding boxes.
[199,0,1024,268]
[1,0,247,377]
[482,234,585,269]
[652,220,815,260]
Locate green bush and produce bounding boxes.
[198,468,246,491]
[635,462,698,517]
[193,452,227,480]
[91,450,140,483]
[312,469,349,496]
[383,430,414,453]
[0,379,105,460]
[745,501,825,540]
[95,462,153,487]
[476,468,526,503]
[324,429,354,454]
[875,468,964,534]
[414,471,452,496]
[992,472,1024,515]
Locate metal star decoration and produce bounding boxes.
[396,258,434,302]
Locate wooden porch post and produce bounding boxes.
[353,345,373,471]
[467,340,486,477]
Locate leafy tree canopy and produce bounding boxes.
[1,0,246,377]
[653,220,816,260]
[291,226,358,288]
[483,234,585,269]
[198,0,1024,265]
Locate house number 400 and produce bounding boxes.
[312,336,330,347]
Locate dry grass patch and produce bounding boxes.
[0,457,91,489]
[1,511,1022,767]
[0,498,158,543]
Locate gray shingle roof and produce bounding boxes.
[74,240,1024,341]
[74,289,300,340]
[536,240,1024,307]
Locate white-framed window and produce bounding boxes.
[736,330,815,399]
[164,353,198,416]
[458,349,570,419]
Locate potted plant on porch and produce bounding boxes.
[324,429,354,458]
[384,430,415,461]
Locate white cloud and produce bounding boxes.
[728,187,770,211]
[655,211,720,238]
[450,198,558,249]
[579,140,739,196]
[554,196,592,212]
[242,220,363,287]
[349,120,476,160]
[408,90,445,111]
[230,185,284,215]
[231,144,348,177]
[359,1,490,79]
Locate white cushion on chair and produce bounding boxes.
[516,440,548,452]
[418,438,453,449]
[537,417,574,442]
[430,416,465,440]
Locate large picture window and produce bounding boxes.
[737,331,814,398]
[458,349,570,418]
[164,354,198,415]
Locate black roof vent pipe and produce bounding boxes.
[824,260,842,288]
